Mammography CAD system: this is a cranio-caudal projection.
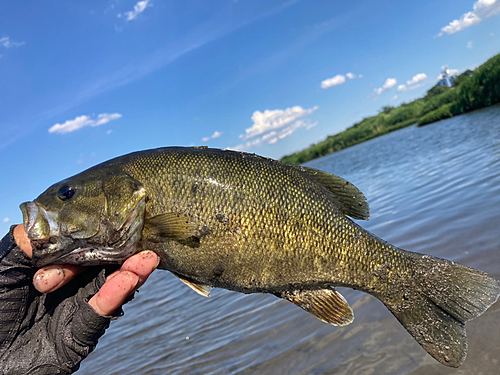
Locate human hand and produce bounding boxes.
[14,224,159,316]
[0,225,158,375]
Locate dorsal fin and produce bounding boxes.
[298,166,370,220]
[280,288,354,326]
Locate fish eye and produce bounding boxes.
[57,185,76,201]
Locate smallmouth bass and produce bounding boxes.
[20,147,500,367]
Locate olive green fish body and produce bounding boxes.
[20,147,500,368]
[103,148,394,295]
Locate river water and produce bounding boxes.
[78,105,500,375]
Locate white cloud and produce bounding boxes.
[374,78,397,95]
[397,73,427,92]
[0,36,25,48]
[438,0,500,36]
[474,0,500,16]
[201,130,223,142]
[233,121,317,151]
[119,0,152,21]
[467,40,474,48]
[233,106,318,151]
[95,113,122,126]
[49,113,122,134]
[321,74,346,89]
[2,217,9,223]
[440,11,481,35]
[407,73,427,85]
[244,106,318,139]
[321,72,361,89]
[490,32,495,37]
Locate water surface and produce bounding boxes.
[78,105,500,374]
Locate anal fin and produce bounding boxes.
[172,272,212,297]
[280,288,354,326]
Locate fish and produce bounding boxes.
[20,146,499,367]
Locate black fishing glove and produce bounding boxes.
[0,227,115,375]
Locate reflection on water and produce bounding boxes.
[78,106,500,374]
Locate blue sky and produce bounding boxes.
[1,0,500,233]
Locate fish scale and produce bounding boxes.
[20,146,500,368]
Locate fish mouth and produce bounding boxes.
[20,202,66,264]
[20,202,60,240]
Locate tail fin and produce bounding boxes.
[385,253,500,367]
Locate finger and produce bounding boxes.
[120,250,159,288]
[88,270,139,316]
[13,224,87,294]
[14,224,32,258]
[105,268,121,281]
[33,264,85,293]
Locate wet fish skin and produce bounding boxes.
[20,147,500,367]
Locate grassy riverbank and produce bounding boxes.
[281,52,500,165]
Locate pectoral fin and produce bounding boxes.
[143,212,198,241]
[172,272,212,297]
[280,288,354,326]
